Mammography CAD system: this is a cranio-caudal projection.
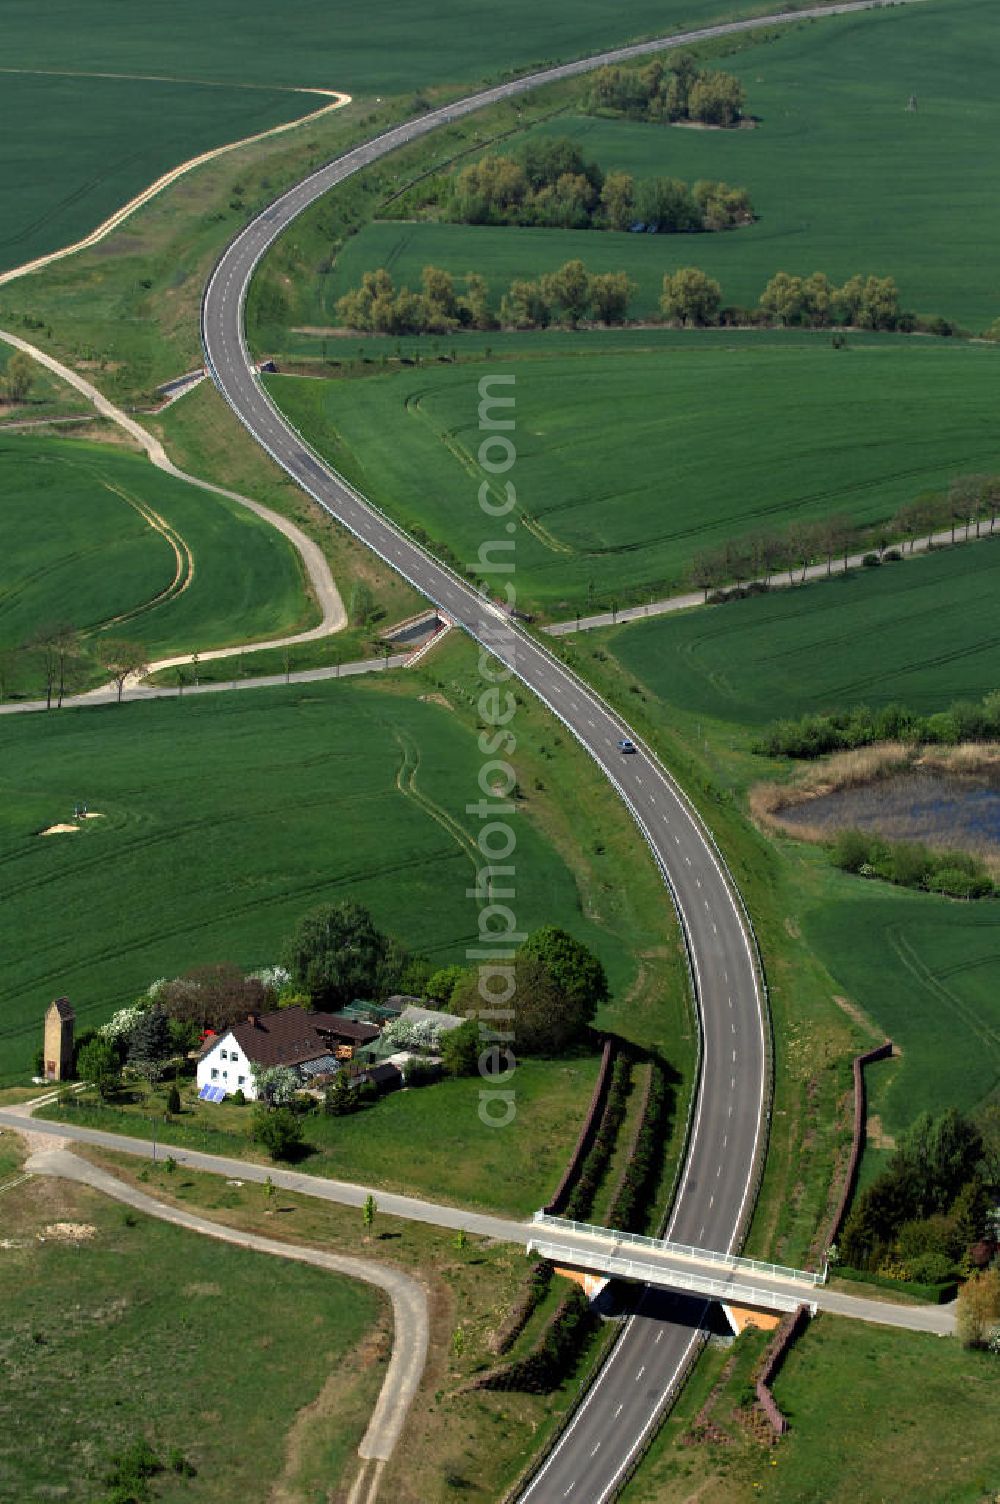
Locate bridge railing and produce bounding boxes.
[526,1238,812,1314]
[531,1212,827,1286]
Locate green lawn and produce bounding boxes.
[268,335,1000,617]
[624,1314,1000,1504]
[607,540,1000,725]
[328,0,999,329]
[44,1056,601,1215]
[0,652,672,1082]
[0,432,314,692]
[0,1174,382,1503]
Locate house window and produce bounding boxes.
[222,1070,228,1080]
[211,1068,219,1081]
[220,1049,228,1060]
[238,1075,245,1086]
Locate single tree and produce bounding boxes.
[77,1037,121,1099]
[252,1104,305,1161]
[363,1192,376,1239]
[660,267,722,327]
[98,639,149,702]
[440,1017,481,1077]
[4,350,34,403]
[520,927,609,1016]
[128,1006,173,1084]
[956,1268,1000,1348]
[283,900,392,1009]
[540,260,592,327]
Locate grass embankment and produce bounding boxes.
[41,1058,601,1217]
[0,1154,382,1503]
[73,1146,613,1504]
[322,0,999,330]
[0,432,315,697]
[266,336,1000,619]
[1,634,691,1101]
[621,1314,1000,1504]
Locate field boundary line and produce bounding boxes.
[0,86,351,291]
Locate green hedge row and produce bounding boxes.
[489,1261,553,1356]
[835,1264,958,1305]
[473,1286,597,1393]
[564,1055,633,1220]
[608,1061,672,1233]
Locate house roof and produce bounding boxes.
[211,1007,380,1070]
[47,997,75,1021]
[398,1004,466,1033]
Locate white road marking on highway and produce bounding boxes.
[728,996,733,1007]
[591,1443,602,1457]
[712,922,718,934]
[655,1330,663,1344]
[728,1103,734,1117]
[732,1049,737,1062]
[732,1022,736,1033]
[709,1193,715,1209]
[731,1077,736,1090]
[716,1164,722,1177]
[685,855,692,866]
[563,1485,575,1498]
[614,1404,624,1418]
[695,877,701,888]
[635,1366,646,1381]
[723,1134,728,1148]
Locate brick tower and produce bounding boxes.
[43,997,75,1081]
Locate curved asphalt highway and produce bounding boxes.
[200,4,914,1496]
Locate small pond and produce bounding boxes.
[778,770,1000,852]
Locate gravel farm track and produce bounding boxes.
[200,4,927,1498]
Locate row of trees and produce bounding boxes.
[839,1107,998,1302]
[587,54,747,128]
[336,261,637,333]
[1,621,149,707]
[448,137,751,234]
[755,690,1000,761]
[687,471,1000,604]
[660,266,906,330]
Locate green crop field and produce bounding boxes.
[0,74,312,276]
[0,666,655,1082]
[327,0,998,329]
[0,0,817,277]
[2,0,809,97]
[608,541,1000,725]
[801,879,1000,1134]
[0,433,312,688]
[0,1172,381,1502]
[268,335,1000,617]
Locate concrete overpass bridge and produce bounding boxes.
[528,1213,828,1316]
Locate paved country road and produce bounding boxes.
[197,4,927,1500]
[0,1113,954,1338]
